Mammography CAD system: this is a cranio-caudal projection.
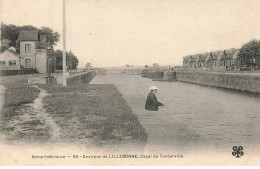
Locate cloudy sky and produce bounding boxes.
[1,0,260,67]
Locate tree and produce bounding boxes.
[1,23,60,52]
[1,23,20,48]
[54,50,79,70]
[238,39,260,65]
[39,26,60,46]
[53,50,63,70]
[67,51,79,70]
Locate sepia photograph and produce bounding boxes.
[0,0,260,166]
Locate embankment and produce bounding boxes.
[142,70,260,94]
[0,69,37,76]
[66,70,96,86]
[175,71,260,94]
[143,70,177,81]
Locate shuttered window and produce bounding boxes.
[25,59,32,66]
[9,60,16,65]
[25,44,31,53]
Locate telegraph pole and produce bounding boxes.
[63,0,67,86]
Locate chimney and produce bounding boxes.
[39,35,47,44]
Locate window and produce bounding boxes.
[0,61,6,65]
[9,60,16,66]
[25,44,32,53]
[25,59,32,66]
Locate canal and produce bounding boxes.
[91,71,260,153]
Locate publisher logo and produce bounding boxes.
[232,146,244,158]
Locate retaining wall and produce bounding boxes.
[0,69,37,76]
[143,71,164,79]
[176,71,260,94]
[142,70,177,81]
[66,70,96,86]
[95,68,106,75]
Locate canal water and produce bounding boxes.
[91,72,260,153]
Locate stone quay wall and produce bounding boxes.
[66,70,96,86]
[175,71,260,94]
[143,70,177,81]
[143,71,164,79]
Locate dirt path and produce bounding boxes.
[2,85,61,143]
[31,86,61,141]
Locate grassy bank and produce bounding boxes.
[40,84,147,147]
[1,74,147,146]
[1,82,40,118]
[0,79,52,142]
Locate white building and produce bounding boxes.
[0,47,20,71]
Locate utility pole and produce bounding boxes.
[210,52,213,71]
[63,0,67,86]
[0,0,2,44]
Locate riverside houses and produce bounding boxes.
[183,49,243,68]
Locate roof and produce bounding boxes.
[188,56,195,62]
[0,48,19,61]
[211,50,223,60]
[18,30,39,41]
[203,52,210,58]
[230,49,240,60]
[39,35,47,45]
[183,48,241,62]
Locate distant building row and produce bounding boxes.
[183,48,260,68]
[0,30,55,73]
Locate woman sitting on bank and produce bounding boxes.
[145,86,164,111]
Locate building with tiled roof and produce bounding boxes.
[18,30,55,73]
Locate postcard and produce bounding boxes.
[1,0,260,166]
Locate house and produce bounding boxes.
[203,53,211,67]
[221,48,241,67]
[194,54,207,68]
[0,47,20,71]
[230,49,241,66]
[153,63,159,67]
[210,50,223,67]
[190,56,196,68]
[85,63,91,71]
[200,53,209,67]
[182,47,260,69]
[183,56,190,67]
[184,56,194,68]
[17,30,55,73]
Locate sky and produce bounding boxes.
[1,0,260,67]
